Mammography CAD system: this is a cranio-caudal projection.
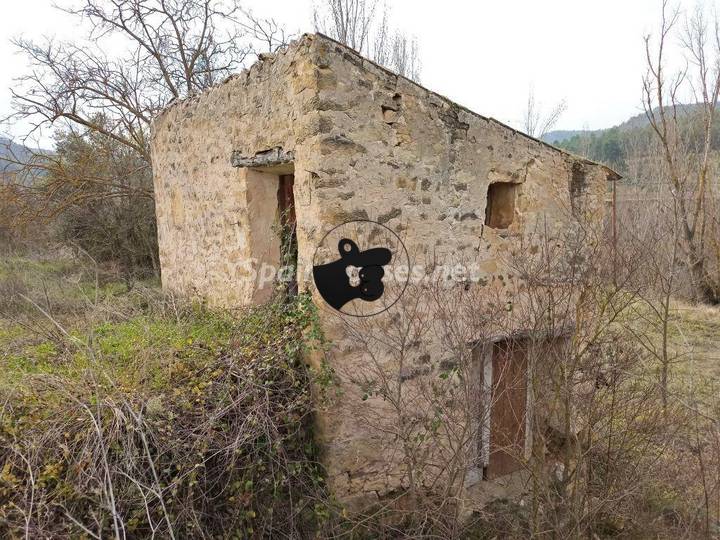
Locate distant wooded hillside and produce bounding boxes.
[543,104,715,175]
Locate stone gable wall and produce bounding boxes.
[150,38,319,305]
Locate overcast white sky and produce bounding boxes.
[0,0,705,147]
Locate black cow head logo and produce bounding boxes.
[313,238,392,311]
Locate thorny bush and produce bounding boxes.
[0,287,330,539]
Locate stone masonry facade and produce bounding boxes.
[151,34,617,510]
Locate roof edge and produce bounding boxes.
[309,32,621,180]
[152,32,621,180]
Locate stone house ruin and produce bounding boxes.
[151,34,618,510]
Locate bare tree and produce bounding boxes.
[7,0,289,162]
[2,0,289,275]
[388,31,421,82]
[313,0,421,81]
[523,86,568,139]
[643,0,720,304]
[313,0,376,53]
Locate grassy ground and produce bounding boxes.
[622,291,720,402]
[669,300,720,381]
[1,251,718,538]
[0,252,329,538]
[0,265,225,387]
[0,254,172,393]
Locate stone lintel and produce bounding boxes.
[231,147,294,169]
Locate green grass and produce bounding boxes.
[0,254,234,394]
[0,312,236,393]
[0,324,25,346]
[0,256,77,279]
[620,296,720,403]
[0,254,159,312]
[0,253,329,538]
[665,301,720,383]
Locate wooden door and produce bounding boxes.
[479,339,528,479]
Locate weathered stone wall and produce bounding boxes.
[293,35,613,507]
[151,34,615,511]
[150,41,320,305]
[294,37,610,277]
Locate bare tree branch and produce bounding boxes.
[313,0,421,81]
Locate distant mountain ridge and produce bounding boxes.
[541,130,586,144]
[542,103,704,145]
[541,103,710,174]
[0,137,52,175]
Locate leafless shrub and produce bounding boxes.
[327,213,719,538]
[523,87,567,140]
[2,0,290,277]
[0,253,329,538]
[642,0,720,304]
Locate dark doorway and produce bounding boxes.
[277,174,297,295]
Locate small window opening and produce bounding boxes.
[277,174,297,296]
[484,182,517,229]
